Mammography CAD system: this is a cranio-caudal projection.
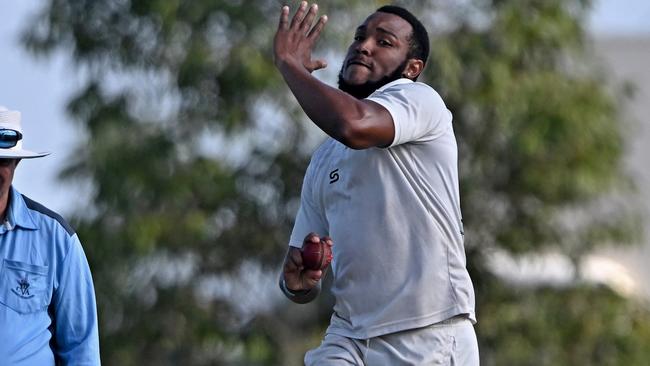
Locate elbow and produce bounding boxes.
[337,123,374,150]
[330,101,394,149]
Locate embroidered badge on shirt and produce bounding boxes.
[12,276,34,299]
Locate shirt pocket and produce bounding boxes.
[0,259,50,314]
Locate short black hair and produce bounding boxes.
[376,5,430,65]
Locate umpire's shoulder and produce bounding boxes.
[21,194,76,237]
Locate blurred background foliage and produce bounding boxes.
[21,0,650,364]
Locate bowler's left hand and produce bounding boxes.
[273,1,328,73]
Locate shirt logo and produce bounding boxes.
[12,276,34,299]
[329,169,340,184]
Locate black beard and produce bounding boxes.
[337,59,409,99]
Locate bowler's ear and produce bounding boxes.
[402,59,424,80]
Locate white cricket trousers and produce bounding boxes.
[305,315,479,365]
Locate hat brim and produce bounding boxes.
[0,149,50,159]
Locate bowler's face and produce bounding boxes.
[341,12,413,85]
[0,159,19,201]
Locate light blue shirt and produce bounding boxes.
[0,187,100,365]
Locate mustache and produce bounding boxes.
[346,57,372,69]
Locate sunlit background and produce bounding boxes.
[3,0,648,214]
[4,0,648,298]
[1,0,650,365]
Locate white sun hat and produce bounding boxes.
[0,106,50,159]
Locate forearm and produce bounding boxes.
[279,62,364,140]
[278,62,391,149]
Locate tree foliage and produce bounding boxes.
[22,0,648,365]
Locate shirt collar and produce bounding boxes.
[5,186,38,231]
[373,78,413,94]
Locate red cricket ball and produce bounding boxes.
[301,240,332,270]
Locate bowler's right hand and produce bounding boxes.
[283,232,333,291]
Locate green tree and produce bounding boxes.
[22,0,649,365]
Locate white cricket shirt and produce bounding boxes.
[289,78,476,339]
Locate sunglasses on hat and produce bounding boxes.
[0,129,22,148]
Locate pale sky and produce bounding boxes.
[1,0,649,215]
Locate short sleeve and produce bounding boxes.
[367,81,452,147]
[289,161,328,248]
[52,235,100,365]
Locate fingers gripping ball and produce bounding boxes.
[301,240,332,270]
